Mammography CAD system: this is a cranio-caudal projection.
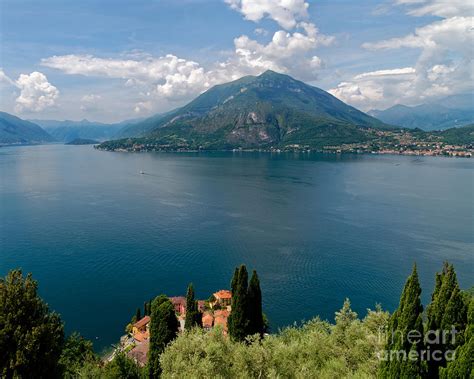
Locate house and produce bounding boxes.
[128,340,149,367]
[169,296,186,315]
[202,312,214,329]
[132,316,150,342]
[212,290,232,308]
[213,309,230,334]
[197,300,206,312]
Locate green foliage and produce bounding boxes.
[160,303,390,378]
[440,297,474,378]
[247,270,264,337]
[0,269,65,378]
[184,283,202,330]
[426,262,468,377]
[380,264,425,378]
[148,295,179,378]
[135,307,141,322]
[228,265,250,341]
[59,332,98,378]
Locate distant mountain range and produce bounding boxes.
[31,118,144,143]
[369,94,473,131]
[101,70,390,150]
[0,112,55,145]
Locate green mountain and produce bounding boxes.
[0,112,55,145]
[100,70,390,150]
[369,94,474,131]
[32,118,144,143]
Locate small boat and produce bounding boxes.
[139,170,145,174]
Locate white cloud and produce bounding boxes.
[41,20,334,105]
[80,94,102,111]
[330,1,473,110]
[224,0,309,30]
[254,28,268,36]
[394,0,473,17]
[9,71,59,113]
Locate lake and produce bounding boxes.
[1,144,473,351]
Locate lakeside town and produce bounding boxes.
[97,127,473,158]
[114,289,233,367]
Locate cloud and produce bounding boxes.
[41,20,334,105]
[394,0,473,18]
[80,94,102,111]
[3,71,59,113]
[224,0,309,30]
[330,1,473,110]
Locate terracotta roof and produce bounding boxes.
[134,316,150,329]
[202,312,213,328]
[133,330,149,342]
[213,290,232,299]
[128,340,149,367]
[214,310,229,330]
[169,296,186,305]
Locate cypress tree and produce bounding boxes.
[426,262,468,377]
[135,307,141,322]
[247,270,264,337]
[440,297,473,378]
[380,264,425,378]
[185,283,202,330]
[148,295,178,379]
[228,265,249,341]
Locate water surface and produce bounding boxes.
[1,145,473,351]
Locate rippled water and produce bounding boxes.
[1,145,473,351]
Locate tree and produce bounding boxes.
[135,307,142,322]
[0,269,65,378]
[247,270,264,337]
[440,297,473,378]
[184,283,202,330]
[148,295,178,378]
[426,262,468,377]
[228,265,249,341]
[380,264,425,378]
[59,332,98,377]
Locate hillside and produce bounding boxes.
[369,94,474,131]
[32,118,143,143]
[100,70,390,150]
[0,112,55,145]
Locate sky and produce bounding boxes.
[0,0,472,122]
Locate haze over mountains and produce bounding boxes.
[0,112,55,145]
[31,118,144,143]
[369,94,473,131]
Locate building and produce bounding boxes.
[212,290,232,308]
[128,340,149,367]
[169,296,186,315]
[213,309,230,334]
[132,316,150,342]
[202,312,214,329]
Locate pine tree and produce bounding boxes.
[380,264,425,378]
[135,307,141,322]
[228,265,249,341]
[185,283,202,330]
[148,295,178,378]
[426,262,468,377]
[247,270,264,337]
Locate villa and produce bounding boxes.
[132,315,150,342]
[211,290,232,308]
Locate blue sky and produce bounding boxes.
[0,0,472,122]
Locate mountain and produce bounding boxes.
[65,138,100,145]
[31,118,143,143]
[369,94,474,131]
[0,112,55,145]
[113,114,166,138]
[100,70,390,150]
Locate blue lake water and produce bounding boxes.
[1,144,473,351]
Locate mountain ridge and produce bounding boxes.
[0,112,55,145]
[100,70,391,150]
